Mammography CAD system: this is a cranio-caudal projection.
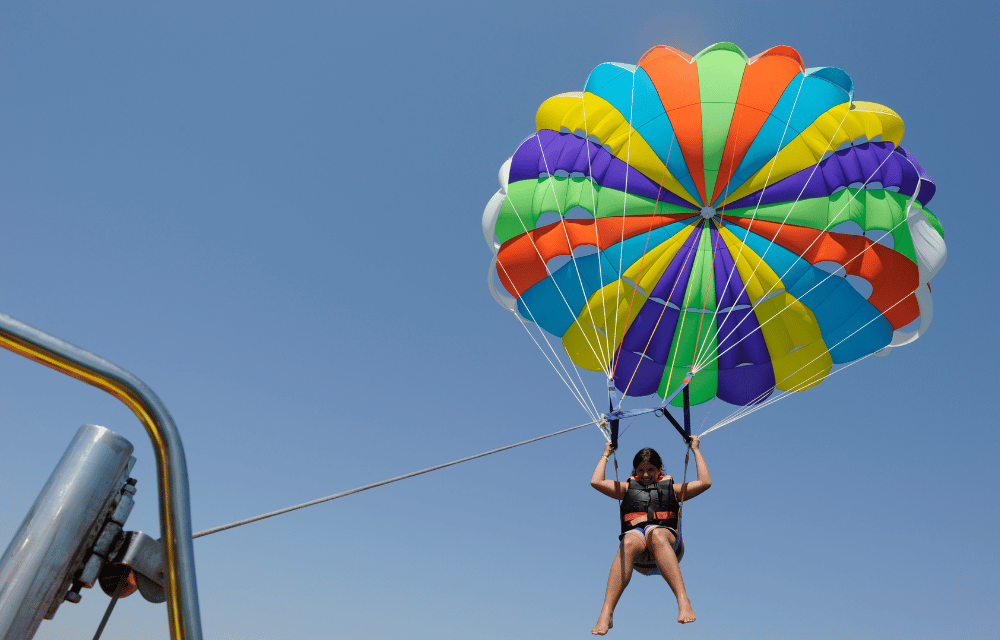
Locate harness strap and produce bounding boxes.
[659,407,687,439]
[609,415,619,452]
[682,385,691,436]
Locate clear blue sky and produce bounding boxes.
[0,1,995,639]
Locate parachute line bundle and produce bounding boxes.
[482,43,946,432]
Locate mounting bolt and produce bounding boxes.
[64,582,84,604]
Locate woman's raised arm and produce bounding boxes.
[590,442,627,499]
[674,436,712,500]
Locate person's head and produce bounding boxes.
[632,447,663,484]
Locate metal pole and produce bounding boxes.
[0,313,202,640]
[0,425,134,640]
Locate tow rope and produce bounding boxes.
[193,419,599,539]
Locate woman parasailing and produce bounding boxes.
[589,437,711,634]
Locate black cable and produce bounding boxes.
[92,569,130,640]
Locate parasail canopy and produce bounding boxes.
[483,43,946,417]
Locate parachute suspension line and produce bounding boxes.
[535,134,614,374]
[690,92,748,369]
[578,94,614,369]
[689,211,733,370]
[690,76,809,368]
[689,96,751,372]
[512,310,600,422]
[612,133,683,381]
[694,168,911,374]
[618,220,704,402]
[534,137,613,375]
[676,441,691,539]
[687,217,724,377]
[502,174,615,386]
[494,257,601,420]
[710,276,919,430]
[687,220,720,374]
[704,350,878,436]
[691,122,918,425]
[616,416,639,440]
[693,94,850,369]
[612,64,641,383]
[697,395,718,433]
[706,121,892,370]
[700,280,926,435]
[691,80,848,370]
[193,419,601,539]
[700,99,904,370]
[613,444,627,588]
[654,222,706,404]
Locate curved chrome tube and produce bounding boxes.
[0,312,202,640]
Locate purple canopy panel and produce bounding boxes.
[895,145,936,205]
[716,364,775,405]
[648,224,703,305]
[714,306,776,405]
[708,225,776,405]
[879,153,904,190]
[714,307,772,368]
[710,225,754,312]
[711,232,771,369]
[621,299,681,364]
[726,142,933,209]
[600,156,696,208]
[506,130,696,209]
[613,348,667,397]
[614,225,702,397]
[855,143,884,184]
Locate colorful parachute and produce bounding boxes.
[483,43,946,410]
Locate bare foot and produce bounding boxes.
[677,597,696,624]
[591,612,613,635]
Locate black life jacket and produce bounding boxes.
[620,474,679,536]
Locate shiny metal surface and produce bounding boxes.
[0,313,202,640]
[0,424,134,640]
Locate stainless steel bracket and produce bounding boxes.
[99,532,167,604]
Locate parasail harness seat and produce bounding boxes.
[608,385,694,577]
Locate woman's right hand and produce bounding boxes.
[592,442,625,498]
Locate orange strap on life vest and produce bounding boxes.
[622,511,676,526]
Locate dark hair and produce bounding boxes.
[632,447,663,473]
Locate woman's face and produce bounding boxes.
[635,460,661,484]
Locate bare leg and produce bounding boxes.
[647,528,695,623]
[592,534,644,635]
